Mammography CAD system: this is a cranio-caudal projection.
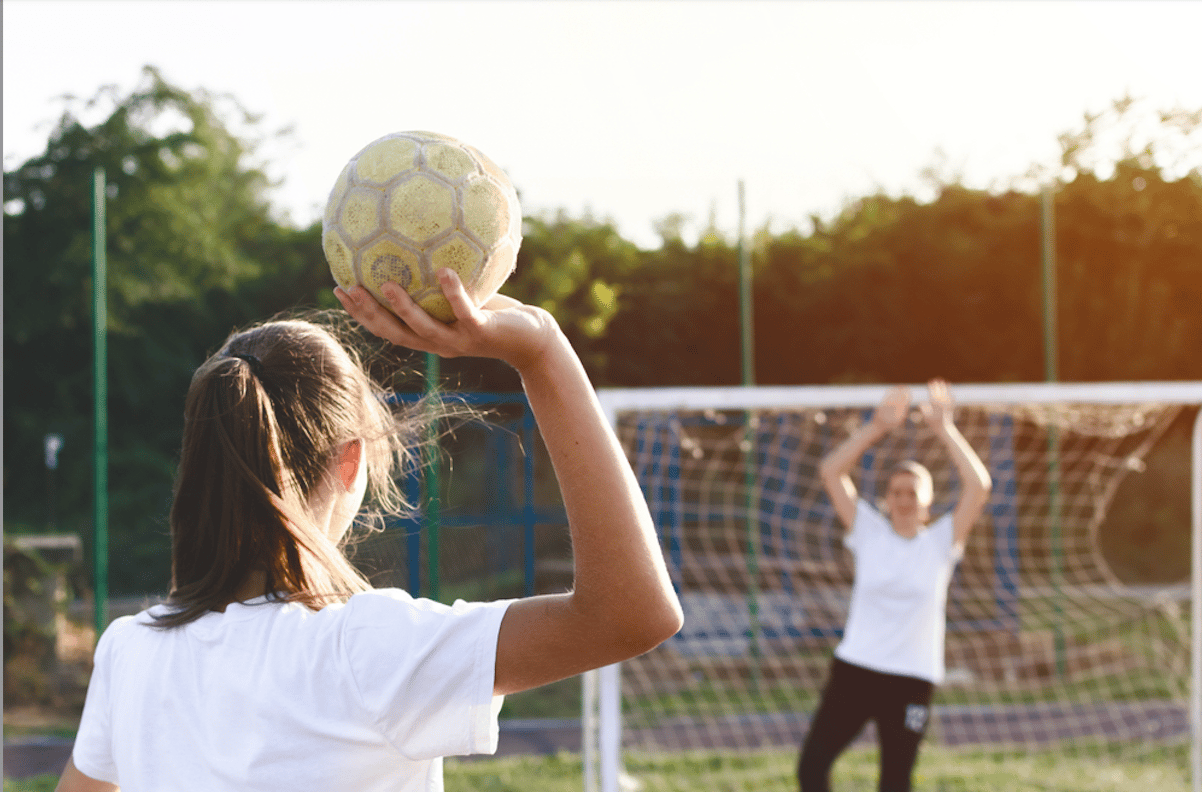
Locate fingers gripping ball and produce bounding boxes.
[322,131,522,321]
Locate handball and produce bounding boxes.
[322,131,522,322]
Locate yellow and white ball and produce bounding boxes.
[322,131,522,322]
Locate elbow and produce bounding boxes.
[611,591,684,658]
[658,595,686,642]
[640,591,685,649]
[970,476,992,510]
[818,461,841,490]
[978,471,994,498]
[818,457,838,479]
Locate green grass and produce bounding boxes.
[444,745,1190,792]
[7,745,1189,792]
[2,725,78,741]
[500,675,582,720]
[4,777,57,792]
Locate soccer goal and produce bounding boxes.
[583,382,1202,792]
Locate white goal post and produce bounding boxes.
[583,381,1202,792]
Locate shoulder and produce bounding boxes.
[96,613,143,649]
[84,614,147,674]
[852,499,888,531]
[340,588,513,632]
[927,512,963,556]
[339,590,514,697]
[929,511,955,538]
[845,499,887,547]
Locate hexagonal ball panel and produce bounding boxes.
[431,233,484,286]
[324,165,351,228]
[476,238,518,299]
[360,238,424,308]
[338,186,384,245]
[355,136,419,185]
[387,174,455,247]
[423,143,476,183]
[471,145,509,185]
[322,227,357,291]
[461,175,513,249]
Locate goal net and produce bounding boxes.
[585,382,1202,792]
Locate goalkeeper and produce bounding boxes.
[797,379,992,792]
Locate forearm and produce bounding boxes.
[820,420,885,481]
[932,420,990,507]
[936,422,992,495]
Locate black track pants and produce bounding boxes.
[797,657,934,792]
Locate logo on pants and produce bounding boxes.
[904,704,929,733]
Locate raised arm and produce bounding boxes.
[336,271,683,696]
[819,386,910,531]
[921,379,992,547]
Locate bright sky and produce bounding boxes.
[4,0,1202,248]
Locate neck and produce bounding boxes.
[891,516,923,538]
[232,570,269,603]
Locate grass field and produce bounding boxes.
[448,744,1189,792]
[6,745,1189,792]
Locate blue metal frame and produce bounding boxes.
[390,392,565,599]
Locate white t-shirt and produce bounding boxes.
[834,499,962,684]
[72,589,513,792]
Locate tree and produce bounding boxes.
[1047,98,1202,381]
[3,67,329,594]
[505,212,641,380]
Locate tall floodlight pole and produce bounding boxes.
[1041,186,1065,677]
[92,167,109,637]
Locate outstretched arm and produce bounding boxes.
[336,271,683,696]
[921,379,992,547]
[819,386,910,531]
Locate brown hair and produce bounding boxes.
[154,316,427,628]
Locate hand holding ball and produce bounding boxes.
[322,131,522,321]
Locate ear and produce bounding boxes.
[336,439,363,492]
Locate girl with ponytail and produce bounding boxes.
[60,270,683,792]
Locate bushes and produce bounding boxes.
[3,537,89,709]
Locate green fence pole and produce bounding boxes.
[1042,186,1065,677]
[738,180,762,688]
[92,167,109,638]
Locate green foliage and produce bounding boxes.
[3,543,57,668]
[2,540,84,707]
[505,212,641,375]
[5,71,1200,598]
[3,68,336,594]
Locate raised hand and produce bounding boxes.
[871,385,911,432]
[920,378,955,433]
[334,269,558,372]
